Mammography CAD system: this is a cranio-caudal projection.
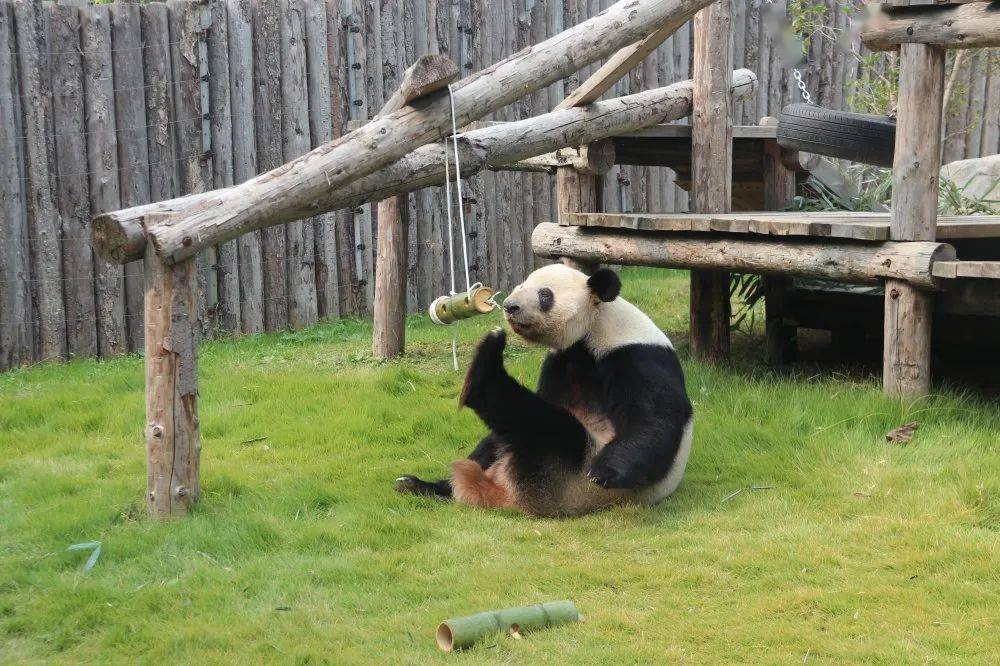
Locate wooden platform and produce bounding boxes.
[561,211,1000,242]
[932,261,1000,279]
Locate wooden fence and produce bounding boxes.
[1,0,997,370]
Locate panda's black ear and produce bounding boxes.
[587,268,621,302]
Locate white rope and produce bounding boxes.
[443,119,458,297]
[448,84,472,292]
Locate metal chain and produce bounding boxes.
[763,0,813,104]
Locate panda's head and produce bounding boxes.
[502,264,621,349]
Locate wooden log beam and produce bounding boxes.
[690,0,733,363]
[94,70,758,264]
[861,2,1000,51]
[883,43,946,398]
[531,224,956,290]
[143,214,201,518]
[493,140,616,174]
[126,0,717,266]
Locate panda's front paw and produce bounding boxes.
[588,449,645,490]
[459,329,508,409]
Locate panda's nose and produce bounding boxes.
[503,303,520,316]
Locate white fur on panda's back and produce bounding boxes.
[585,296,673,358]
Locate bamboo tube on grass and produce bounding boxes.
[436,600,581,652]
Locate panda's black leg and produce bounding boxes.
[460,330,588,469]
[395,475,453,499]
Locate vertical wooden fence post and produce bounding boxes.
[690,0,733,362]
[372,196,409,358]
[144,217,201,518]
[761,117,797,365]
[555,166,600,275]
[883,42,945,397]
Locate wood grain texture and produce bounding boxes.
[13,0,66,362]
[143,226,201,519]
[0,1,33,369]
[252,0,288,330]
[226,0,264,333]
[110,2,152,351]
[862,2,1000,51]
[531,223,956,290]
[884,43,946,398]
[281,0,318,330]
[690,0,733,362]
[49,4,98,359]
[372,196,409,358]
[82,4,126,357]
[207,0,241,335]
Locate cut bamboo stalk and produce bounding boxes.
[436,601,581,652]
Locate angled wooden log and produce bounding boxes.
[108,0,718,266]
[555,14,692,110]
[379,54,459,116]
[531,224,956,290]
[95,70,757,265]
[861,2,1000,51]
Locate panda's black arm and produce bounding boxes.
[589,346,693,489]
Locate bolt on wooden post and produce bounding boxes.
[690,0,734,362]
[143,214,201,518]
[883,42,946,397]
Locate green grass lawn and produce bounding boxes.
[1,269,997,664]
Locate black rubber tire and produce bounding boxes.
[776,104,896,168]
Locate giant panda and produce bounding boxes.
[396,264,693,517]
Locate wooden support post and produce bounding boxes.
[883,43,945,397]
[372,196,409,359]
[761,118,797,364]
[555,167,600,275]
[371,56,460,359]
[144,216,201,518]
[690,0,733,362]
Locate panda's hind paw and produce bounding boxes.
[587,455,644,490]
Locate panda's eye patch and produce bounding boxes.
[538,288,554,312]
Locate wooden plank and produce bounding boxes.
[252,0,288,330]
[225,0,263,333]
[281,0,318,330]
[82,4,126,357]
[12,0,66,363]
[48,4,98,360]
[206,0,241,335]
[0,1,34,369]
[932,261,1000,279]
[111,2,152,352]
[762,126,797,365]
